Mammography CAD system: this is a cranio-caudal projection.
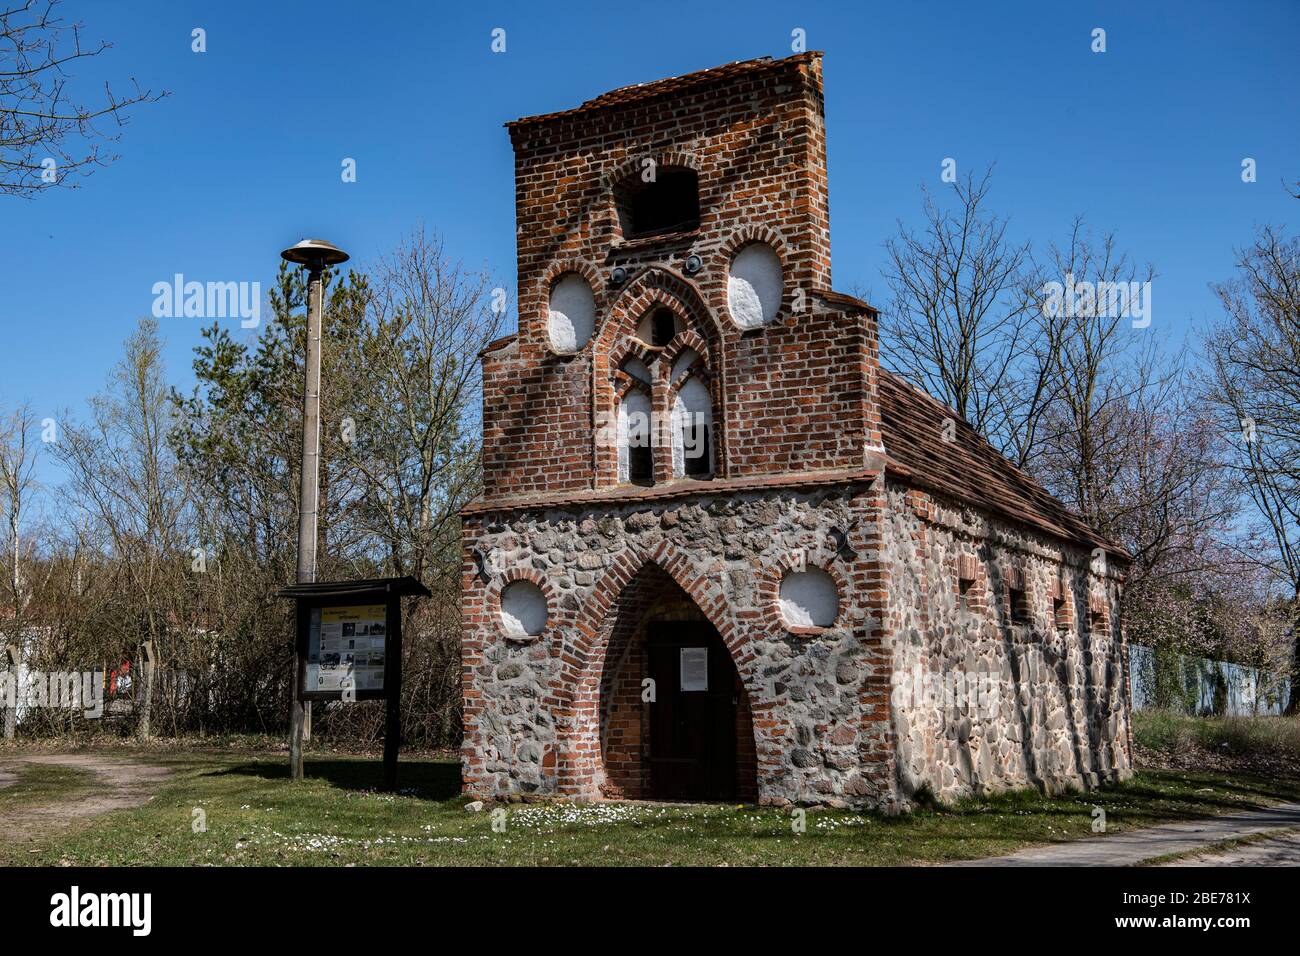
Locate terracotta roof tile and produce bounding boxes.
[478,333,517,358]
[507,52,821,129]
[813,288,878,314]
[878,369,1128,560]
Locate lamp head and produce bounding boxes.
[280,238,350,269]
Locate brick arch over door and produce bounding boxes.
[546,538,769,799]
[595,561,758,801]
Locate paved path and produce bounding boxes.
[957,802,1300,866]
[1164,829,1300,866]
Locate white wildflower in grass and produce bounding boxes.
[813,815,868,830]
[233,822,483,854]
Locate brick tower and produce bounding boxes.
[461,52,1133,808]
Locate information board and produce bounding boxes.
[305,603,388,695]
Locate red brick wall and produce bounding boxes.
[480,52,880,501]
[725,306,874,474]
[735,687,759,803]
[600,640,646,799]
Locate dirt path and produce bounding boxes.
[0,754,172,852]
[956,801,1300,866]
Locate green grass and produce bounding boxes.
[1134,710,1300,761]
[9,749,1300,866]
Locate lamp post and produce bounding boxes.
[280,238,349,780]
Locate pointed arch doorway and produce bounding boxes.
[598,562,758,802]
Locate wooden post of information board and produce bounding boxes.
[383,592,402,791]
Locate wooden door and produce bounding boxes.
[646,623,738,801]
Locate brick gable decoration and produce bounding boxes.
[462,52,1133,809]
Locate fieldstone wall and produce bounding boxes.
[461,483,898,808]
[882,480,1133,803]
[460,477,1132,811]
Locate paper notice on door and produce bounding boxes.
[680,647,708,692]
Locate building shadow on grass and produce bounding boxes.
[209,758,462,801]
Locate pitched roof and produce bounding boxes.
[877,368,1128,560]
[276,576,432,600]
[507,52,821,129]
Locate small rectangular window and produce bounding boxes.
[1009,587,1032,625]
[619,168,701,238]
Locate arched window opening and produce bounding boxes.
[672,376,713,480]
[618,388,654,486]
[616,168,700,239]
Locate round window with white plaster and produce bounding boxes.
[778,568,839,629]
[499,580,547,639]
[547,274,595,353]
[727,243,783,329]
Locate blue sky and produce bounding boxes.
[4,0,1298,485]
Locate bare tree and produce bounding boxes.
[1,0,165,197]
[1203,225,1300,710]
[54,319,192,737]
[881,166,1052,464]
[1024,225,1253,658]
[170,229,505,745]
[1029,223,1162,540]
[345,229,502,580]
[339,230,504,744]
[0,402,39,616]
[883,192,1252,672]
[0,402,40,738]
